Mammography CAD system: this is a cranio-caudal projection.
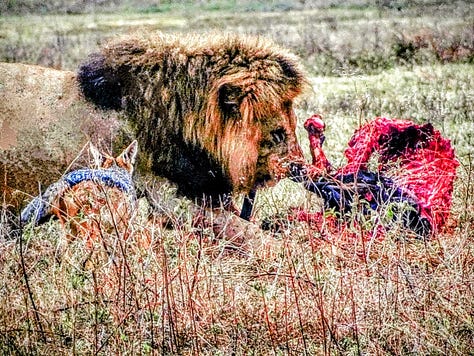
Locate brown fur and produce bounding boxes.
[51,141,137,245]
[1,32,307,216]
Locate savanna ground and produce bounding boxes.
[1,0,473,354]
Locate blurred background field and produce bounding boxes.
[1,1,473,354]
[2,0,473,74]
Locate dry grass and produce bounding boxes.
[1,177,473,354]
[1,1,474,354]
[2,147,474,354]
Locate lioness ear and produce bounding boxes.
[218,84,243,116]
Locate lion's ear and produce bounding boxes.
[78,53,124,110]
[218,84,242,117]
[276,56,303,81]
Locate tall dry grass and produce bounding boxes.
[1,1,473,354]
[1,156,473,354]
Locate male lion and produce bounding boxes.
[0,32,306,223]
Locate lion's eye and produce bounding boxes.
[271,128,286,144]
[219,84,242,118]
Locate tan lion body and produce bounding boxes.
[0,62,123,207]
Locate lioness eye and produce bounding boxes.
[271,128,286,144]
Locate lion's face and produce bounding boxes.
[188,65,306,194]
[254,102,304,188]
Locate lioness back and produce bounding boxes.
[0,62,124,207]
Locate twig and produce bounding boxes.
[18,226,47,344]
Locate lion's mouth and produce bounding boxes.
[270,154,306,179]
[252,154,306,189]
